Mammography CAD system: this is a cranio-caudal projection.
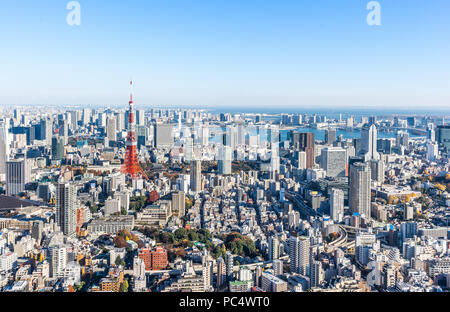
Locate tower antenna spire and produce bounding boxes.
[130,79,133,103]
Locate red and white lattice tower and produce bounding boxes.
[121,80,149,180]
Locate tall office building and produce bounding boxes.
[154,124,174,148]
[297,132,315,169]
[436,125,450,151]
[270,149,280,179]
[325,129,337,145]
[82,108,91,125]
[184,137,194,162]
[69,110,79,130]
[116,112,125,131]
[40,117,53,145]
[49,245,68,278]
[297,151,307,169]
[289,235,310,276]
[51,136,65,161]
[330,188,344,223]
[349,162,372,219]
[360,124,380,161]
[55,182,77,237]
[6,159,30,196]
[136,109,145,126]
[0,119,10,178]
[190,160,202,193]
[216,257,226,289]
[320,147,347,177]
[225,251,234,282]
[310,260,323,288]
[58,119,68,144]
[106,116,117,142]
[396,131,409,148]
[427,142,439,161]
[369,159,385,183]
[218,146,232,175]
[268,236,280,260]
[171,191,186,217]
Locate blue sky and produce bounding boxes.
[0,0,449,109]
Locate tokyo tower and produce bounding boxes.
[121,80,149,180]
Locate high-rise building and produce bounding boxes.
[297,132,315,169]
[0,119,10,178]
[310,260,323,288]
[136,109,145,126]
[225,251,234,283]
[369,159,385,183]
[106,116,117,142]
[216,257,226,289]
[154,124,174,148]
[6,159,30,196]
[396,131,409,148]
[273,259,283,276]
[58,119,68,144]
[427,142,439,161]
[202,260,214,290]
[270,149,280,179]
[31,220,44,245]
[116,112,125,131]
[171,191,186,217]
[330,188,344,223]
[51,136,64,161]
[320,147,347,177]
[82,108,91,125]
[55,182,77,237]
[349,162,371,219]
[297,151,307,170]
[268,236,280,260]
[325,129,337,145]
[218,146,232,175]
[436,125,450,151]
[360,124,380,161]
[40,117,53,145]
[190,160,202,193]
[49,245,68,278]
[289,235,310,276]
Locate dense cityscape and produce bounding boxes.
[0,85,449,293]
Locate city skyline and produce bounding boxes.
[1,0,450,108]
[1,0,450,297]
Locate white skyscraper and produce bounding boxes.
[0,119,10,180]
[297,151,307,169]
[330,188,344,223]
[270,149,280,180]
[289,236,310,276]
[218,146,232,175]
[361,124,380,161]
[49,245,68,278]
[427,142,439,161]
[349,162,371,219]
[268,236,280,260]
[320,147,347,177]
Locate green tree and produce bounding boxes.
[120,280,129,292]
[115,255,125,267]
